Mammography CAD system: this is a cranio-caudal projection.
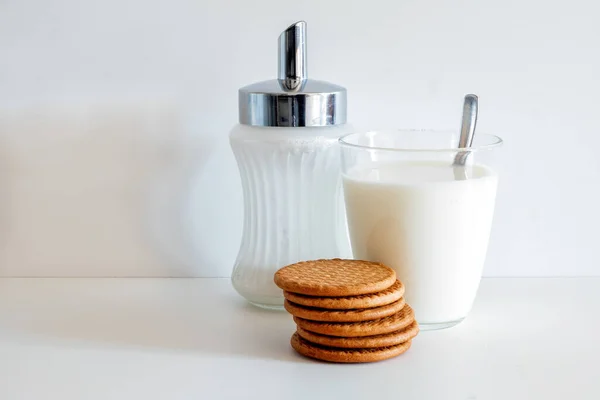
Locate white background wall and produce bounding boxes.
[0,0,598,277]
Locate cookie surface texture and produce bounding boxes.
[274,258,396,297]
[294,304,415,337]
[284,280,405,309]
[284,298,406,322]
[290,332,411,363]
[296,320,419,348]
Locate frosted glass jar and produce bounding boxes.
[230,124,352,309]
[229,20,351,308]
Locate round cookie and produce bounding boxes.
[284,280,404,310]
[291,332,411,363]
[284,298,406,322]
[293,304,414,337]
[296,320,419,348]
[274,259,396,297]
[284,280,404,309]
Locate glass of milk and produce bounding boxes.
[339,130,503,330]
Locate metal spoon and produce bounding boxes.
[453,94,478,179]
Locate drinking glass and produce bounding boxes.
[339,130,503,330]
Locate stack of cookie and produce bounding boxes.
[274,259,418,363]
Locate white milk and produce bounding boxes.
[343,161,498,326]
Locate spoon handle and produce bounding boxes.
[454,94,478,166]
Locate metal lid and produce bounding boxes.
[238,21,347,127]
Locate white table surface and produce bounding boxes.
[0,277,598,400]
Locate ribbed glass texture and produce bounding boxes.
[229,124,352,309]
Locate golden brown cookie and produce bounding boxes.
[284,298,405,322]
[274,259,396,296]
[291,332,411,363]
[296,320,419,348]
[284,279,404,309]
[293,304,414,337]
